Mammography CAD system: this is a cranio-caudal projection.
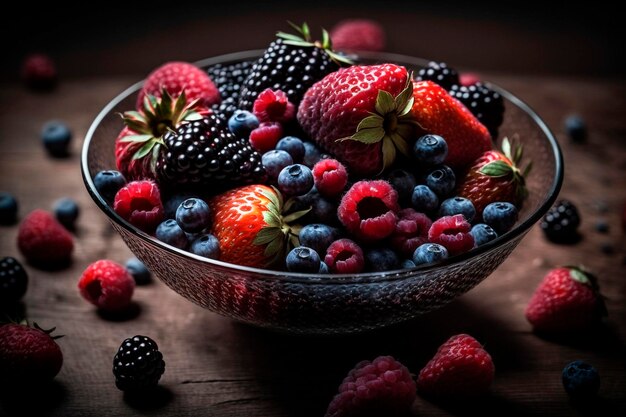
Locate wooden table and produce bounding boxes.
[0,74,624,417]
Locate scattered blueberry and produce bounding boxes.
[125,257,152,285]
[277,164,314,196]
[594,220,609,234]
[53,197,79,230]
[600,242,614,255]
[156,219,189,249]
[413,134,448,166]
[365,248,400,272]
[190,234,220,259]
[94,170,127,204]
[387,169,417,206]
[41,120,72,157]
[276,136,305,163]
[0,192,18,225]
[302,141,323,168]
[318,261,330,274]
[438,197,476,222]
[228,110,259,137]
[483,202,518,234]
[471,223,498,246]
[176,198,211,233]
[412,243,449,266]
[286,246,321,273]
[401,259,416,269]
[299,223,337,257]
[411,185,439,213]
[425,165,456,198]
[562,360,600,399]
[564,115,587,143]
[262,150,293,182]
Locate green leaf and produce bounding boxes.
[501,137,512,160]
[380,137,397,172]
[321,28,331,49]
[398,96,415,117]
[287,21,302,34]
[282,39,315,48]
[356,115,384,131]
[264,235,285,258]
[395,122,416,140]
[253,227,282,246]
[133,139,156,160]
[119,134,153,143]
[514,143,524,165]
[276,32,305,42]
[569,268,591,285]
[260,187,281,212]
[262,210,282,228]
[389,132,411,157]
[480,160,513,177]
[289,234,300,249]
[375,90,395,115]
[301,22,311,41]
[394,84,414,111]
[325,50,354,65]
[283,207,311,223]
[351,127,385,144]
[523,161,533,178]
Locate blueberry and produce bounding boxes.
[412,243,449,266]
[190,234,220,259]
[425,165,456,198]
[277,164,314,196]
[93,170,127,204]
[411,185,439,213]
[401,259,416,269]
[438,197,476,222]
[276,136,305,163]
[365,248,400,272]
[228,110,259,137]
[565,115,587,143]
[176,198,211,233]
[41,121,72,157]
[562,360,600,398]
[163,192,195,219]
[413,134,448,166]
[286,246,321,273]
[387,169,417,206]
[595,220,609,233]
[318,261,330,274]
[0,192,18,225]
[299,223,337,257]
[483,202,518,234]
[156,219,189,249]
[125,257,152,285]
[302,141,323,168]
[471,223,498,246]
[262,150,293,182]
[290,188,339,225]
[53,197,79,230]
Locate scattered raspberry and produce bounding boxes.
[330,19,386,52]
[428,214,474,256]
[313,158,348,197]
[21,53,57,90]
[417,334,494,398]
[459,72,481,86]
[78,260,135,312]
[17,209,74,265]
[390,209,432,258]
[249,122,283,153]
[338,180,400,241]
[252,88,296,123]
[113,180,164,233]
[325,355,416,417]
[324,239,365,274]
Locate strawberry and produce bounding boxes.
[411,80,492,169]
[208,185,307,268]
[297,64,417,176]
[417,334,494,398]
[0,322,63,382]
[525,267,607,333]
[456,137,531,216]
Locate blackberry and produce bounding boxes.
[238,23,351,110]
[540,199,581,242]
[416,61,459,90]
[0,257,28,304]
[156,114,266,188]
[449,83,505,138]
[207,61,253,119]
[113,335,165,392]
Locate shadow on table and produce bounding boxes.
[123,385,173,411]
[0,380,67,416]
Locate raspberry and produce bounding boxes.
[313,158,348,198]
[78,260,135,312]
[338,180,400,241]
[459,72,481,86]
[417,334,494,398]
[428,214,474,256]
[390,209,432,257]
[324,239,365,274]
[249,122,283,153]
[21,53,57,90]
[325,355,416,417]
[330,19,386,52]
[252,88,295,123]
[113,180,164,234]
[17,209,74,265]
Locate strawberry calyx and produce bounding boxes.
[479,137,532,202]
[16,320,64,340]
[565,265,608,318]
[276,21,353,66]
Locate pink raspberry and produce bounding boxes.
[17,209,74,265]
[390,209,432,257]
[249,122,283,153]
[324,239,364,274]
[325,355,416,417]
[428,214,474,256]
[78,260,135,311]
[252,89,295,123]
[113,180,164,234]
[313,158,348,198]
[21,53,57,90]
[460,72,481,86]
[330,19,386,52]
[338,180,399,241]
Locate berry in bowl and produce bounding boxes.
[81,23,563,334]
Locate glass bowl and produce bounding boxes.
[81,51,563,334]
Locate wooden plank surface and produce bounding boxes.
[0,75,625,417]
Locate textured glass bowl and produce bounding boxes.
[81,51,563,334]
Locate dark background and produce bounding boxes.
[4,1,624,81]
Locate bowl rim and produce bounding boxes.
[81,49,564,283]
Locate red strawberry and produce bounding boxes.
[525,267,607,333]
[457,138,530,216]
[137,61,220,109]
[297,64,416,176]
[417,334,494,398]
[411,80,492,169]
[17,209,73,265]
[0,322,63,382]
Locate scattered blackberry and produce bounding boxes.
[113,335,165,392]
[238,23,351,110]
[156,114,266,188]
[207,61,253,119]
[540,199,581,243]
[449,83,505,138]
[0,257,28,304]
[416,61,459,90]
